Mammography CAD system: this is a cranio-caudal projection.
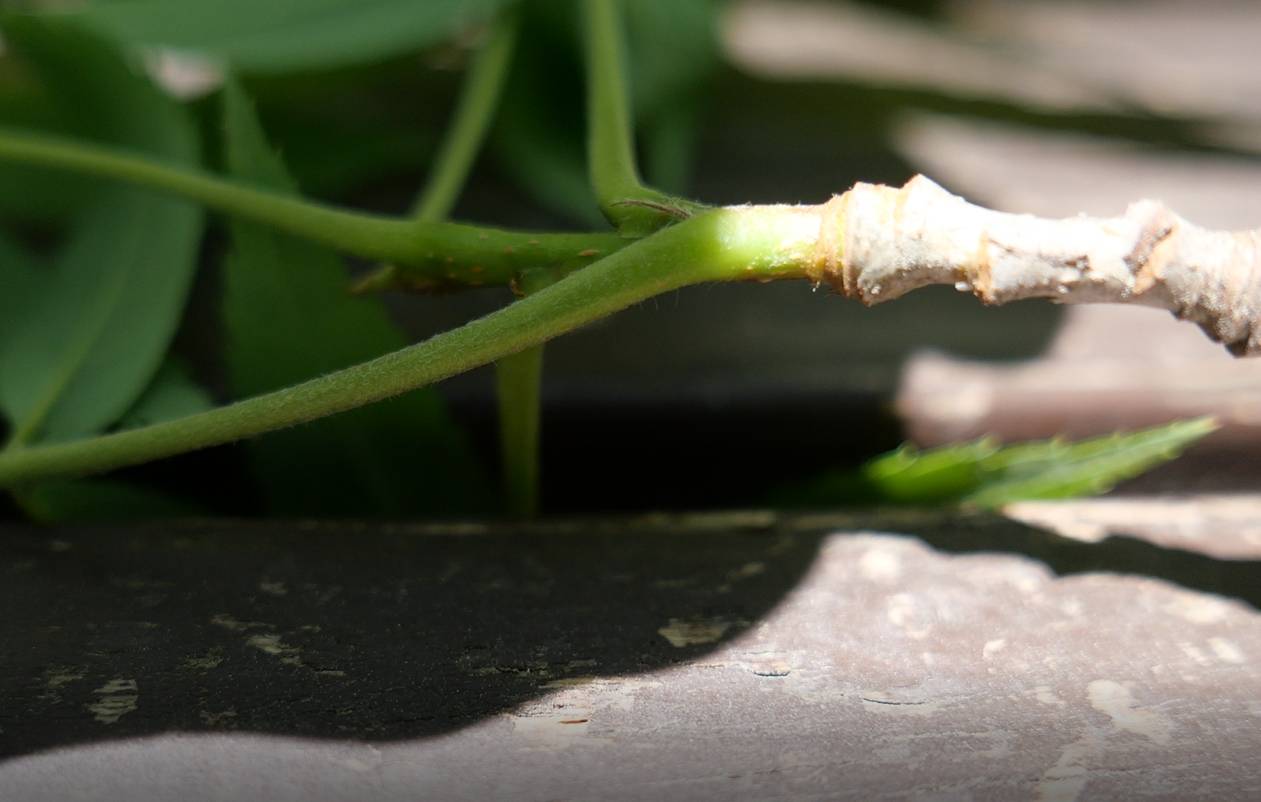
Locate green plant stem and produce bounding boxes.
[411,8,518,222]
[492,267,562,518]
[0,205,821,488]
[0,127,624,287]
[495,343,544,518]
[581,0,703,233]
[400,7,541,516]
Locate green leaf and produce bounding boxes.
[12,361,213,525]
[17,479,204,524]
[622,0,719,192]
[489,0,719,222]
[220,80,490,516]
[491,3,603,227]
[0,230,43,347]
[0,16,204,446]
[774,418,1218,509]
[117,359,213,431]
[961,419,1218,507]
[0,78,101,223]
[74,0,515,73]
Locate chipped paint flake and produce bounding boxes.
[199,708,237,726]
[657,618,732,647]
[246,633,303,667]
[1178,641,1213,667]
[727,561,766,581]
[88,679,138,724]
[210,613,269,632]
[886,593,933,638]
[1039,735,1095,802]
[1162,594,1230,625]
[1087,680,1173,745]
[1033,685,1066,707]
[1208,637,1246,665]
[184,651,224,671]
[44,667,85,689]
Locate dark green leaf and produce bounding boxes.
[17,479,204,524]
[117,359,213,431]
[0,230,43,347]
[0,16,204,445]
[220,80,490,516]
[75,0,515,73]
[962,419,1218,507]
[774,418,1218,509]
[489,0,719,221]
[491,3,603,227]
[12,361,212,524]
[623,0,719,192]
[0,76,100,223]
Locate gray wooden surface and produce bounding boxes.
[2,499,1259,801]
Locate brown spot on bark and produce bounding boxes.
[970,230,995,304]
[1126,208,1176,294]
[811,193,847,294]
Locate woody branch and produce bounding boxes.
[803,175,1261,356]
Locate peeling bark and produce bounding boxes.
[816,175,1261,356]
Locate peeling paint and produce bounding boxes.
[44,667,85,689]
[886,593,933,639]
[1209,637,1246,665]
[184,651,224,671]
[658,617,732,647]
[246,633,303,667]
[210,613,270,632]
[1162,594,1230,625]
[88,679,138,724]
[1087,680,1173,745]
[1039,734,1094,802]
[199,708,237,726]
[726,561,766,582]
[1178,641,1213,667]
[1033,685,1066,707]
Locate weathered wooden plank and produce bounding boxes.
[2,501,1259,800]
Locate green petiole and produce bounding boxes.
[0,127,624,289]
[0,205,822,488]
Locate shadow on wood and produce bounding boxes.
[2,509,1257,763]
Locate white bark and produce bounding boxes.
[821,175,1261,356]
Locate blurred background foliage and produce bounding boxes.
[0,0,1242,521]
